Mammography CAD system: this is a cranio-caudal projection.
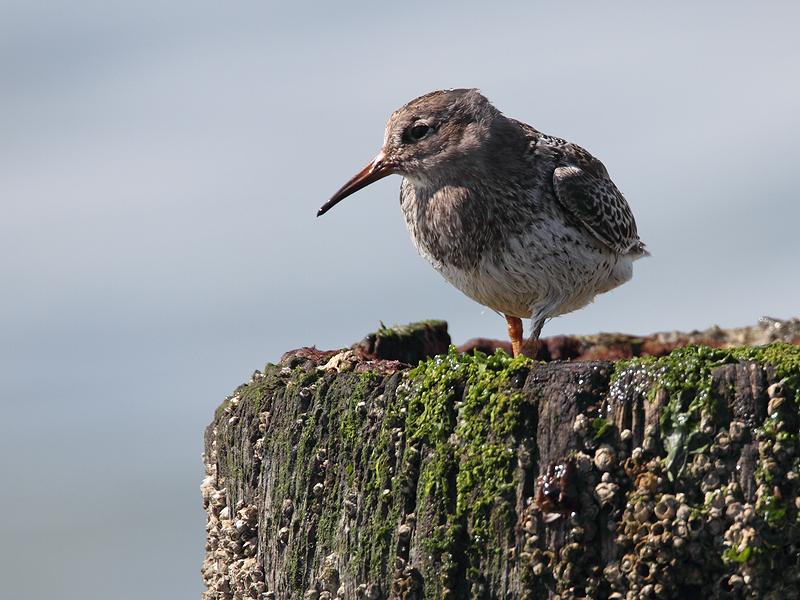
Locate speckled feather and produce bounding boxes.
[520,122,645,256]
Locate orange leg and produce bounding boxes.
[505,315,524,357]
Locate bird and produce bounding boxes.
[317,89,648,358]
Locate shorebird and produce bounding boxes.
[318,89,648,357]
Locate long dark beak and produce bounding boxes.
[317,154,394,217]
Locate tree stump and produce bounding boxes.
[201,321,800,600]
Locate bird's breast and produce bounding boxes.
[400,179,531,271]
[400,181,488,270]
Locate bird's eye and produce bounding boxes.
[406,122,432,142]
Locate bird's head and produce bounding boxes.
[317,88,501,216]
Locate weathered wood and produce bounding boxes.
[201,322,800,600]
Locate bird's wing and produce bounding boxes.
[552,165,643,255]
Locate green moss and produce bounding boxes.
[760,493,788,527]
[612,343,800,480]
[590,417,613,441]
[288,363,323,390]
[339,371,378,451]
[317,371,407,586]
[400,346,530,587]
[214,398,232,421]
[723,545,752,564]
[752,375,800,533]
[614,346,724,480]
[731,343,800,379]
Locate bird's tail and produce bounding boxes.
[630,239,650,259]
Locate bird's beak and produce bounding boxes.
[317,153,395,217]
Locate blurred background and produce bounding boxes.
[2,1,798,598]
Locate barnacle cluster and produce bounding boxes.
[522,345,800,599]
[201,400,266,600]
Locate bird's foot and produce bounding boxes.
[520,338,539,359]
[520,318,545,359]
[506,315,542,358]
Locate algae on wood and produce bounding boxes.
[201,321,800,599]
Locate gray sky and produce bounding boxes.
[2,1,799,598]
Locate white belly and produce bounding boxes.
[425,229,634,322]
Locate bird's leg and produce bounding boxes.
[521,318,545,359]
[505,315,524,357]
